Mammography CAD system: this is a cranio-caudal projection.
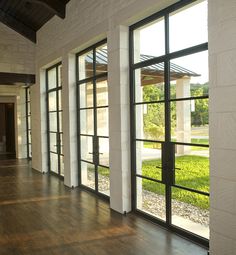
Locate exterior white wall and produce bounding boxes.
[209,0,236,254]
[0,22,35,74]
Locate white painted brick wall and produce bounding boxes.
[209,0,236,254]
[0,23,35,74]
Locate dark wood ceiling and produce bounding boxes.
[0,0,70,43]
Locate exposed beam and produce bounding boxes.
[0,72,35,85]
[27,0,66,19]
[0,8,36,43]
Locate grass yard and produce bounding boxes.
[141,155,209,209]
[97,155,209,210]
[98,166,110,176]
[144,138,209,151]
[191,138,209,151]
[191,138,208,145]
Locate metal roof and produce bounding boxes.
[86,49,200,78]
[141,54,200,78]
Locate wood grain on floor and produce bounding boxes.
[0,159,208,255]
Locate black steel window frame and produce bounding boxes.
[46,62,64,179]
[76,39,110,200]
[25,86,32,160]
[129,0,209,248]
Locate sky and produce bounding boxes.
[137,0,208,83]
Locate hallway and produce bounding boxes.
[0,159,207,255]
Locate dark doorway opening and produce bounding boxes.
[0,103,16,159]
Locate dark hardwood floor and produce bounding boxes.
[0,159,207,255]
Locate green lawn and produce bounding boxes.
[141,155,209,209]
[97,155,209,210]
[144,138,209,150]
[98,166,110,176]
[191,138,208,144]
[191,138,208,151]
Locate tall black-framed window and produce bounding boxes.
[76,39,110,199]
[25,87,32,159]
[130,0,209,247]
[46,63,64,177]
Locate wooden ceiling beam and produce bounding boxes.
[0,8,36,43]
[27,0,66,19]
[0,72,35,85]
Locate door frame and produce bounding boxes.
[25,87,32,160]
[129,0,209,248]
[46,62,64,178]
[76,39,110,200]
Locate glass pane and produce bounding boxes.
[136,177,166,221]
[50,153,58,174]
[48,68,57,90]
[171,99,209,144]
[133,17,165,63]
[96,44,107,75]
[49,133,57,152]
[169,0,207,52]
[60,133,63,155]
[135,66,165,103]
[58,65,62,87]
[96,79,108,107]
[79,82,93,108]
[135,103,165,141]
[49,112,57,132]
[29,144,32,157]
[78,50,93,80]
[80,109,94,135]
[170,51,209,99]
[98,166,110,196]
[97,108,109,136]
[48,91,57,111]
[81,162,95,190]
[28,131,31,143]
[136,141,162,181]
[175,145,209,193]
[98,137,109,167]
[27,88,30,99]
[27,102,31,115]
[172,187,209,239]
[58,90,62,110]
[60,155,64,176]
[28,118,31,130]
[80,136,93,163]
[58,111,62,132]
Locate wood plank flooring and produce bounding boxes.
[0,159,208,255]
